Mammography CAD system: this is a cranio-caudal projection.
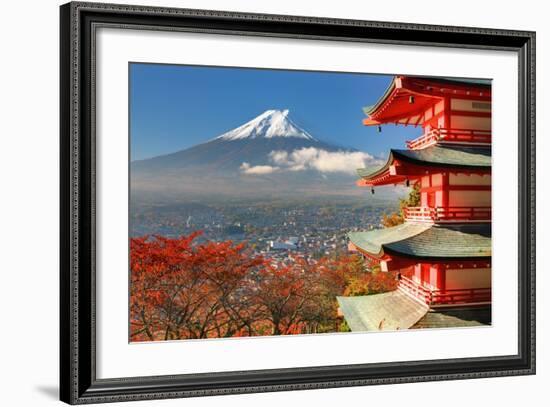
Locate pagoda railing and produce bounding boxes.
[403,206,491,223]
[399,275,491,306]
[406,128,492,150]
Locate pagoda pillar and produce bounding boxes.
[436,264,446,291]
[441,172,449,209]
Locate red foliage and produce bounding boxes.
[130,233,397,341]
[130,232,265,341]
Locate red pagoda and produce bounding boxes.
[338,76,492,331]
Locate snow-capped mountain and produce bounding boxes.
[130,110,395,202]
[132,109,342,172]
[214,109,316,141]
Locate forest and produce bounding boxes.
[130,231,397,341]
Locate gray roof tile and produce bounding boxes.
[337,291,429,331]
[357,145,491,181]
[411,306,491,329]
[349,224,491,259]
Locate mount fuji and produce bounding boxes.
[214,109,315,141]
[131,109,394,202]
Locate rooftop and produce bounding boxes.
[348,223,492,259]
[393,145,491,167]
[356,145,491,185]
[363,75,491,126]
[337,290,429,331]
[348,223,431,257]
[411,306,491,329]
[338,291,491,332]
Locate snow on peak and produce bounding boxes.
[215,109,316,141]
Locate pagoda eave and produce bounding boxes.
[349,242,416,272]
[348,224,492,263]
[356,159,425,187]
[349,241,491,272]
[356,145,492,187]
[357,161,489,187]
[382,246,491,265]
[356,174,408,187]
[363,76,492,127]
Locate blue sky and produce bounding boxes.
[130,63,418,161]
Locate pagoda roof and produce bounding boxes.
[337,290,429,331]
[392,145,491,167]
[411,306,491,329]
[363,76,491,126]
[348,223,491,260]
[357,145,491,185]
[338,293,491,331]
[348,223,430,257]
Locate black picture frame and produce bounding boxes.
[60,2,536,404]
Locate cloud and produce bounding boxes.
[240,147,382,176]
[268,150,290,166]
[269,147,380,175]
[240,162,279,175]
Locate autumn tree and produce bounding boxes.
[130,234,398,341]
[130,232,265,341]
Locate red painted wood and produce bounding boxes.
[355,75,492,308]
[444,97,451,128]
[442,172,449,209]
[358,159,490,187]
[399,275,491,306]
[421,184,491,193]
[400,76,492,100]
[441,266,447,291]
[450,109,492,118]
[403,206,491,222]
[406,128,491,150]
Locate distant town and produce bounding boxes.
[130,200,396,262]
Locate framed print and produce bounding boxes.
[60,1,536,404]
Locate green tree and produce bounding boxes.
[381,182,421,227]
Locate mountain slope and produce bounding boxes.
[131,109,400,202]
[132,110,342,173]
[131,137,344,173]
